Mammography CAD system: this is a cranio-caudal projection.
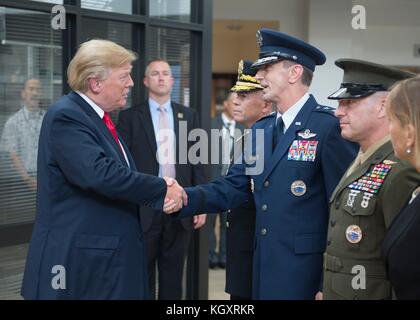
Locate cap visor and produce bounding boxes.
[230,85,262,93]
[327,87,375,100]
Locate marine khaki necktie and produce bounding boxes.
[345,152,363,178]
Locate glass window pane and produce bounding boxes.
[0,244,28,300]
[149,0,191,23]
[80,17,134,117]
[148,27,191,107]
[29,0,63,4]
[81,0,132,15]
[0,7,62,299]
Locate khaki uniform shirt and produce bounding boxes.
[323,140,420,299]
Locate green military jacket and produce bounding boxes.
[323,140,420,299]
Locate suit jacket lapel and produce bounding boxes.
[258,95,315,187]
[119,138,136,169]
[138,102,158,156]
[67,92,128,165]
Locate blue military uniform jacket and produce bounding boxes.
[178,95,357,299]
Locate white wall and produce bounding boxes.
[308,0,420,106]
[214,0,309,40]
[214,0,420,106]
[308,0,354,106]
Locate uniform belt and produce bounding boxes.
[324,253,387,277]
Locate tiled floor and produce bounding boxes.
[208,268,229,300]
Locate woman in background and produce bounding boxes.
[383,76,420,299]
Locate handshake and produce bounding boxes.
[162,177,188,214]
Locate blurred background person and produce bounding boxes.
[225,59,272,300]
[117,59,206,300]
[208,91,242,269]
[0,78,44,192]
[383,76,420,299]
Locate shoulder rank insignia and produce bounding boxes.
[315,105,335,116]
[298,129,317,139]
[347,162,392,194]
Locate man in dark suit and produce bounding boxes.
[225,59,273,300]
[168,29,358,299]
[208,91,241,269]
[21,40,185,300]
[117,59,206,300]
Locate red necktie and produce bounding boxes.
[103,112,123,153]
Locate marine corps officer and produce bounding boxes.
[169,29,357,299]
[322,59,419,300]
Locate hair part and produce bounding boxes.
[282,60,313,86]
[387,76,420,162]
[67,39,137,92]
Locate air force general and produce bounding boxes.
[171,29,358,299]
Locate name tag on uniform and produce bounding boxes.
[287,140,318,162]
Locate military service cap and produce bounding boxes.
[328,58,415,100]
[251,29,326,71]
[230,60,264,93]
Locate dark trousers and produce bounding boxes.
[208,212,227,264]
[144,211,190,300]
[231,295,251,300]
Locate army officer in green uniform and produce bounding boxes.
[321,59,420,300]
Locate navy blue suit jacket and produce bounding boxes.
[21,92,167,299]
[117,101,206,232]
[177,95,357,299]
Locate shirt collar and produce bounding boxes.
[276,93,310,130]
[76,91,105,119]
[149,98,171,112]
[360,135,391,164]
[221,112,235,127]
[22,105,43,119]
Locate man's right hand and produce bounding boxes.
[163,177,187,214]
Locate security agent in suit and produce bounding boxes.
[117,59,206,300]
[171,29,358,299]
[322,59,419,300]
[21,40,185,300]
[225,60,273,300]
